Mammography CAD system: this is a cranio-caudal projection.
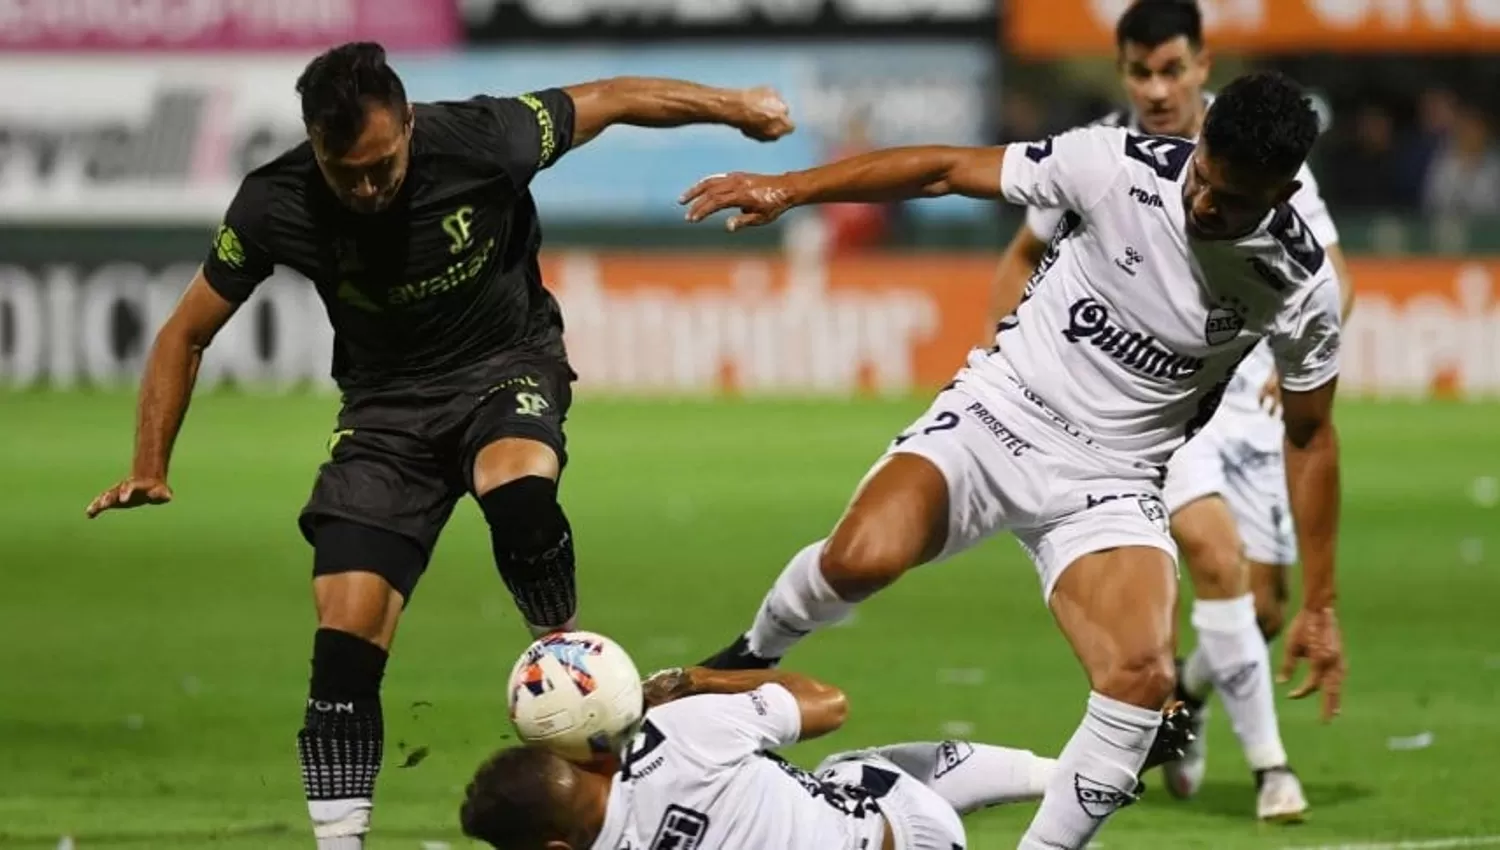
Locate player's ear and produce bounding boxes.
[1195,45,1214,77]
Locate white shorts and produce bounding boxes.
[815,754,967,850]
[875,384,1177,600]
[1162,411,1297,566]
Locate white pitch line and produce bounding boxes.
[1282,835,1500,850]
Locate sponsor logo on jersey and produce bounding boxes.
[1128,186,1164,208]
[1062,298,1204,379]
[1114,245,1145,277]
[649,804,710,850]
[962,400,1034,457]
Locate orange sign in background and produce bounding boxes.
[538,253,1500,399]
[1006,0,1500,56]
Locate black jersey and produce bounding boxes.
[202,90,577,391]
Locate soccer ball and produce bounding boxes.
[506,631,645,763]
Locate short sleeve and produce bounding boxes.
[202,179,276,303]
[1270,275,1342,393]
[649,685,802,767]
[1289,163,1340,248]
[1025,205,1066,241]
[470,89,577,190]
[1000,125,1125,216]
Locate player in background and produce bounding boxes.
[683,71,1346,850]
[459,666,1192,849]
[987,1,1356,820]
[83,42,794,850]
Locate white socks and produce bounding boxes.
[870,741,1056,813]
[745,540,853,659]
[1019,692,1161,850]
[310,799,369,849]
[1188,594,1289,770]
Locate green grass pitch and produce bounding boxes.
[2,391,1497,849]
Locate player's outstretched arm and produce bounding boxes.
[86,269,237,518]
[643,666,849,741]
[564,78,794,149]
[681,145,1006,231]
[1278,378,1345,721]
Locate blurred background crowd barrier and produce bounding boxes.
[0,0,1495,398]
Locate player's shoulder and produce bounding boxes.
[410,99,519,176]
[1238,203,1333,303]
[230,143,317,222]
[1261,203,1328,278]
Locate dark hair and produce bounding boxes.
[296,41,408,157]
[1201,71,1320,179]
[1115,0,1203,51]
[459,746,574,849]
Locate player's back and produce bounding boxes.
[977,124,1341,470]
[591,686,887,850]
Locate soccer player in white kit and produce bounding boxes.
[988,2,1356,822]
[683,71,1347,850]
[457,666,1193,849]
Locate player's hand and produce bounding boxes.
[1259,369,1283,416]
[734,86,795,142]
[681,172,795,232]
[86,477,173,518]
[1278,605,1345,722]
[641,667,694,708]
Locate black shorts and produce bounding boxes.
[298,353,576,557]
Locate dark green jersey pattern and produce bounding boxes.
[202,90,576,392]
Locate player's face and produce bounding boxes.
[312,103,414,214]
[1183,144,1299,240]
[1118,37,1211,138]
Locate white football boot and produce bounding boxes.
[1256,766,1310,822]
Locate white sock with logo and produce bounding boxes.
[861,741,1056,813]
[744,541,853,659]
[1018,692,1161,850]
[1192,594,1288,770]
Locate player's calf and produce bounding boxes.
[1019,546,1176,850]
[705,454,950,667]
[302,522,421,849]
[478,474,576,636]
[1251,560,1289,641]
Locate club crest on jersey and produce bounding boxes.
[1204,306,1245,346]
[1062,298,1203,380]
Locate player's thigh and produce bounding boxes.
[301,421,459,604]
[825,388,1050,593]
[1049,544,1178,704]
[460,358,575,495]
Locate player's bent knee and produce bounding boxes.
[472,438,560,496]
[478,475,577,632]
[819,528,917,601]
[1095,649,1176,709]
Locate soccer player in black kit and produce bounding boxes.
[84,42,794,848]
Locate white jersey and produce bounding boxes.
[972,124,1342,471]
[590,685,889,850]
[1022,101,1341,432]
